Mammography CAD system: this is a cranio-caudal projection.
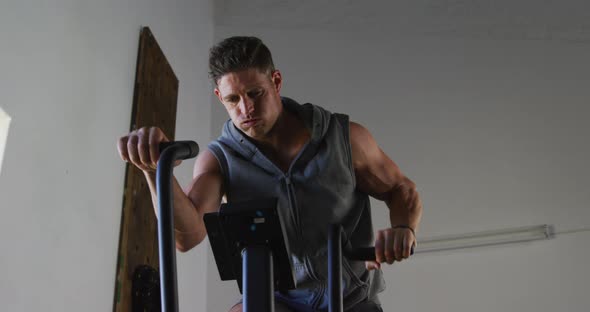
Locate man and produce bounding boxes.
[118,36,422,312]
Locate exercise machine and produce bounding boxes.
[156,141,410,312]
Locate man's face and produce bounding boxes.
[215,68,283,141]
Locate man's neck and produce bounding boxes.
[254,109,310,170]
[261,109,304,148]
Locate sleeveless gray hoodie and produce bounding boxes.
[208,97,385,311]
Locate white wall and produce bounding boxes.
[0,1,213,311]
[208,25,590,311]
[3,1,587,311]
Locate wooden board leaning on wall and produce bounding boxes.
[113,26,178,312]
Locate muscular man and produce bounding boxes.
[118,36,422,312]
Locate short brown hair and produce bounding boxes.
[208,36,275,85]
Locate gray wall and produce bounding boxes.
[0,1,213,311]
[2,1,589,311]
[207,24,590,311]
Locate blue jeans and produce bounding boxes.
[231,298,383,312]
[275,298,383,312]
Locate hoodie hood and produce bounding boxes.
[215,96,333,161]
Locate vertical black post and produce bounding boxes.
[243,246,274,312]
[157,141,199,312]
[328,224,343,312]
[157,148,179,312]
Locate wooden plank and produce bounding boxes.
[113,26,178,312]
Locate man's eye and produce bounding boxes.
[248,90,263,98]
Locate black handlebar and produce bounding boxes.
[159,141,199,160]
[156,140,200,312]
[344,247,376,261]
[345,245,415,261]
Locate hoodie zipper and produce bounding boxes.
[283,175,302,237]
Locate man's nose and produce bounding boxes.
[239,97,255,115]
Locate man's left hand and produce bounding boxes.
[366,227,416,270]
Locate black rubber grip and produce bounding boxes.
[345,245,415,261]
[159,141,199,159]
[344,247,376,261]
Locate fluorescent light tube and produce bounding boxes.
[416,224,552,254]
[0,107,11,176]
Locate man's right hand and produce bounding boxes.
[117,126,181,172]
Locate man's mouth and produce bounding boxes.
[242,118,260,127]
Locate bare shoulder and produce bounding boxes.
[183,148,225,201]
[192,148,222,177]
[349,121,405,198]
[185,149,224,196]
[349,121,378,170]
[349,121,372,142]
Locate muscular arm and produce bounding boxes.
[143,149,224,252]
[350,121,423,262]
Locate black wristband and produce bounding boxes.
[393,225,415,236]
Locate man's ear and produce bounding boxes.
[271,70,282,94]
[214,88,222,102]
